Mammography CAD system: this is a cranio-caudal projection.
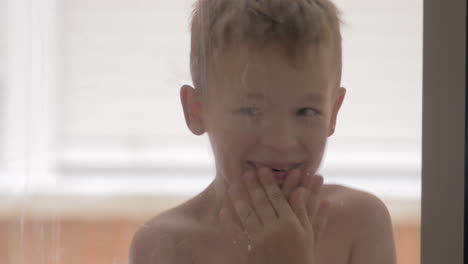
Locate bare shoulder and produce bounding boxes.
[129,210,198,264]
[323,183,391,216]
[322,183,393,233]
[322,184,397,264]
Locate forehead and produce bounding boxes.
[208,44,334,100]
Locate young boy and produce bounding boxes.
[130,0,396,263]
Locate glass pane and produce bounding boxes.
[0,0,422,264]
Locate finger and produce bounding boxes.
[219,207,250,248]
[243,167,277,225]
[257,166,294,219]
[219,207,243,236]
[299,171,315,190]
[290,187,311,229]
[307,175,324,221]
[295,170,314,211]
[313,200,331,243]
[221,194,243,228]
[228,181,261,234]
[281,169,302,201]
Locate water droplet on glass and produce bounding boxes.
[52,217,61,264]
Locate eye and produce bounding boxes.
[297,108,318,116]
[237,107,261,116]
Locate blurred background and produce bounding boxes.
[0,0,422,263]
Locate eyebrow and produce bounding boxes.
[301,94,327,103]
[240,93,266,100]
[238,93,326,103]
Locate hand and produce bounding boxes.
[280,167,330,236]
[219,166,330,264]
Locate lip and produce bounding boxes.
[248,161,302,171]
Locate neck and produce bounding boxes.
[194,173,236,228]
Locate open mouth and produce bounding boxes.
[247,161,302,186]
[248,161,299,172]
[272,167,287,171]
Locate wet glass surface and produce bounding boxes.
[0,0,421,263]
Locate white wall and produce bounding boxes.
[0,0,422,198]
[59,0,422,146]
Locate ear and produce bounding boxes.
[328,87,346,137]
[180,85,206,135]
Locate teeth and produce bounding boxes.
[248,162,296,172]
[272,168,286,172]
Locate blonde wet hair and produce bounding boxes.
[190,0,343,97]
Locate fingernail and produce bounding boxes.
[244,170,255,180]
[292,168,301,177]
[258,166,269,174]
[313,175,324,185]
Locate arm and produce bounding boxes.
[349,192,397,264]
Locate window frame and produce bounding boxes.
[420,0,466,263]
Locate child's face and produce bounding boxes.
[184,44,345,188]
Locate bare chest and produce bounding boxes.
[181,184,355,264]
[189,219,352,264]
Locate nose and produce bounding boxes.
[260,118,299,152]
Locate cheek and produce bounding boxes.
[310,130,328,152]
[311,140,327,158]
[298,119,329,140]
[300,126,328,159]
[209,126,257,180]
[311,135,328,166]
